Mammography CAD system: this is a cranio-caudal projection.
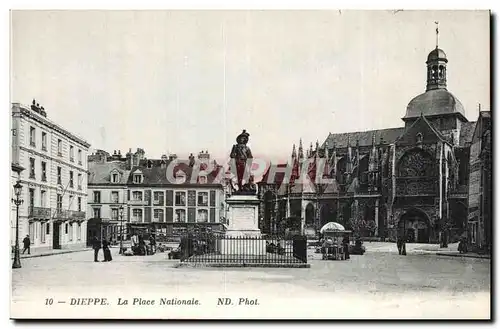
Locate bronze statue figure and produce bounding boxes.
[230,129,254,193]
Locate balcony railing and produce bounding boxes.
[28,206,51,218]
[153,198,164,205]
[30,141,36,147]
[68,210,86,220]
[42,145,47,152]
[129,200,148,205]
[70,157,74,162]
[54,209,69,219]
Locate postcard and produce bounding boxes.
[9,9,491,320]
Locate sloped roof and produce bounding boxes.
[323,127,405,149]
[394,114,447,145]
[128,161,223,186]
[88,162,130,185]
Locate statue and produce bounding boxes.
[241,175,257,194]
[230,129,254,193]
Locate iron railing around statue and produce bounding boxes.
[178,233,308,264]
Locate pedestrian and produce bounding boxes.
[397,237,402,255]
[149,234,156,254]
[91,236,101,262]
[22,235,31,254]
[343,234,350,260]
[102,237,112,262]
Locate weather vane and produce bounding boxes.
[435,21,439,48]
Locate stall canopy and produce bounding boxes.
[320,222,345,233]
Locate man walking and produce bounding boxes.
[22,235,31,254]
[91,236,101,262]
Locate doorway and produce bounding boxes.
[52,222,61,249]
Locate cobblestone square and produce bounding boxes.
[11,244,490,319]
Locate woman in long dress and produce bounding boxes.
[102,237,113,262]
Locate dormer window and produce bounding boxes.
[112,173,119,183]
[133,173,143,184]
[175,172,186,184]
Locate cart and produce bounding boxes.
[320,227,352,261]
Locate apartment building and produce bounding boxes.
[87,150,130,243]
[11,100,90,252]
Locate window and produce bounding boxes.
[41,161,47,181]
[93,191,101,203]
[69,195,74,210]
[77,197,82,212]
[112,173,119,183]
[197,209,208,223]
[29,158,35,179]
[132,191,143,201]
[40,190,47,208]
[29,188,35,208]
[153,191,164,203]
[198,192,208,206]
[112,208,119,220]
[111,191,119,203]
[175,192,186,206]
[175,209,186,222]
[93,208,101,219]
[154,209,164,222]
[69,223,73,241]
[70,146,74,162]
[69,171,74,188]
[133,174,143,184]
[46,222,50,235]
[30,126,36,146]
[57,167,62,185]
[57,194,62,210]
[78,174,82,190]
[78,149,82,165]
[58,139,62,156]
[132,209,143,222]
[41,132,47,151]
[77,223,81,240]
[65,223,69,234]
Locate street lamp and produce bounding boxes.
[12,180,24,269]
[119,205,124,254]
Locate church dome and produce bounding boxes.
[427,48,447,63]
[404,89,465,119]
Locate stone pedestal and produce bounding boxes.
[221,194,266,255]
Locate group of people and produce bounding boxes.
[130,234,156,256]
[91,236,113,262]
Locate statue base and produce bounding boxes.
[220,194,266,255]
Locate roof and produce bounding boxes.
[395,113,447,145]
[88,161,130,185]
[427,48,447,63]
[404,89,466,120]
[128,161,224,186]
[323,127,405,149]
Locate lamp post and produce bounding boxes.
[12,180,24,269]
[119,205,124,254]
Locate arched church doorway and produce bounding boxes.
[305,203,315,226]
[398,208,430,243]
[320,203,336,228]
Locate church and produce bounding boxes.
[258,34,491,249]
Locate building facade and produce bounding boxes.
[258,44,490,245]
[87,150,130,244]
[11,100,90,252]
[88,150,226,239]
[467,111,491,252]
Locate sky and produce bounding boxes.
[10,10,490,163]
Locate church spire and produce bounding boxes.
[291,144,297,160]
[426,22,448,91]
[298,139,304,159]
